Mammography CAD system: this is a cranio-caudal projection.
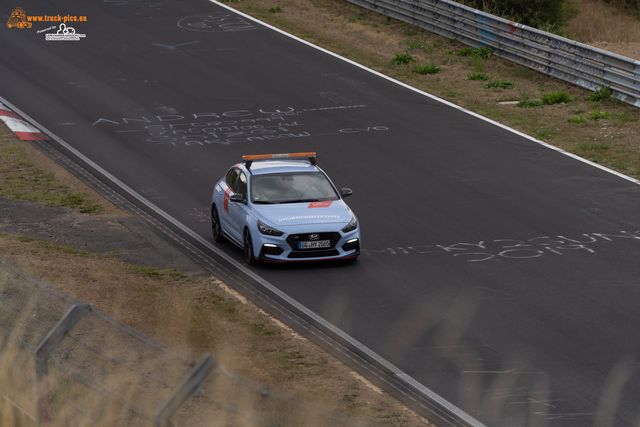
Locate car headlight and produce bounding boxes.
[257,220,284,236]
[342,215,358,233]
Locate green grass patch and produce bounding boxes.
[568,116,587,123]
[585,85,612,102]
[466,72,491,81]
[542,91,574,105]
[517,99,544,108]
[391,52,415,65]
[268,6,282,13]
[588,109,612,120]
[0,139,104,214]
[412,64,442,74]
[536,128,556,139]
[485,79,515,89]
[457,46,494,59]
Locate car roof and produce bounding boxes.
[245,160,320,175]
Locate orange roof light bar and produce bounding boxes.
[243,152,317,169]
[242,152,316,161]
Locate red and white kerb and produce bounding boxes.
[0,102,49,140]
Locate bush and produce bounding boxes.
[412,64,442,74]
[542,91,574,104]
[462,0,579,32]
[391,52,415,65]
[585,85,612,101]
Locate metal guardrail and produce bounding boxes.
[0,256,368,427]
[343,0,640,107]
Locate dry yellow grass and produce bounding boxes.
[569,0,640,44]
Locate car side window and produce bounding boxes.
[235,171,247,197]
[226,169,237,191]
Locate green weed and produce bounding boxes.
[542,91,574,105]
[457,46,494,58]
[517,99,544,108]
[466,72,491,81]
[589,109,612,120]
[568,116,587,123]
[585,85,612,101]
[268,6,282,13]
[485,79,515,89]
[412,64,442,74]
[391,52,415,65]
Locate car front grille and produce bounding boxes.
[286,232,341,251]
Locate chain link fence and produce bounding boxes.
[0,255,370,427]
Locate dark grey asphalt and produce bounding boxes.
[2,1,640,425]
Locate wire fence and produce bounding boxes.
[344,0,640,108]
[0,255,370,427]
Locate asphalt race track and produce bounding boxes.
[2,1,640,426]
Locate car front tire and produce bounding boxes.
[244,228,257,265]
[211,205,227,243]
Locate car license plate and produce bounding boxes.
[299,240,330,249]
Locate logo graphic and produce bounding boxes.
[308,201,333,208]
[308,234,320,240]
[7,7,32,28]
[45,23,86,41]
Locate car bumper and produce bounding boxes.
[252,225,361,263]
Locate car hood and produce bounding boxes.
[252,200,352,226]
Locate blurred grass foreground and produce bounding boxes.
[0,255,370,427]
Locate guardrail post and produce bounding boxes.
[34,303,92,426]
[154,353,218,427]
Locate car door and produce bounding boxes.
[218,168,239,240]
[226,169,249,243]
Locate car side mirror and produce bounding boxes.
[340,188,353,198]
[230,194,246,204]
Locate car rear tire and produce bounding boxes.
[244,228,257,265]
[211,205,227,243]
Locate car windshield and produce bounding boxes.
[251,172,339,204]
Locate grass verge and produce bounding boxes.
[0,230,431,426]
